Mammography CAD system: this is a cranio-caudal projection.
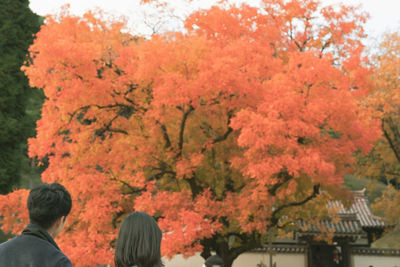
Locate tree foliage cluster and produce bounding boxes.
[0,0,382,266]
[0,0,42,194]
[355,32,400,233]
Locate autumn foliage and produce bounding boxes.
[0,0,381,266]
[355,32,400,230]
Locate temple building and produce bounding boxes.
[287,189,390,267]
[164,189,400,267]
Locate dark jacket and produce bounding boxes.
[130,264,164,267]
[131,265,164,267]
[130,263,164,267]
[0,223,72,267]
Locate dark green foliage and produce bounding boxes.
[344,175,387,204]
[0,0,42,194]
[0,228,12,243]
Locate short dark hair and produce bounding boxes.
[27,182,72,229]
[205,255,224,267]
[115,211,162,267]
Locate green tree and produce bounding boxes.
[0,0,42,194]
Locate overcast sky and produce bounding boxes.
[29,0,400,39]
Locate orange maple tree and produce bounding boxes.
[0,1,380,266]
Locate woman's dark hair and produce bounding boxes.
[115,211,162,267]
[27,182,72,230]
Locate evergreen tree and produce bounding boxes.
[0,0,42,194]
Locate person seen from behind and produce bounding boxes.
[0,182,72,267]
[204,254,224,267]
[115,211,164,267]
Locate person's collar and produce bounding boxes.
[21,223,61,251]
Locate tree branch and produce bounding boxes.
[268,169,293,196]
[68,105,91,123]
[213,127,233,144]
[382,117,400,163]
[93,115,128,141]
[186,175,203,199]
[156,121,171,149]
[109,176,145,195]
[201,110,234,153]
[270,184,320,226]
[177,105,194,157]
[320,39,331,58]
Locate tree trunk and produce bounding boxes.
[201,233,262,267]
[221,256,235,267]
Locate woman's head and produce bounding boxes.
[115,211,162,267]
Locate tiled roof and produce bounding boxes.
[351,247,400,256]
[332,189,385,228]
[297,189,385,236]
[252,245,400,256]
[297,217,364,237]
[253,244,307,254]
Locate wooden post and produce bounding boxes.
[268,228,275,267]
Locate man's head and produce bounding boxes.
[27,183,72,233]
[204,255,224,267]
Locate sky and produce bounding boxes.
[29,0,400,40]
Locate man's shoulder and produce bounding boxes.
[0,234,57,254]
[55,256,73,267]
[0,234,71,267]
[1,234,50,248]
[0,235,24,248]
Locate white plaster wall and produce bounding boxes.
[163,253,203,267]
[233,252,306,267]
[352,255,400,267]
[163,252,307,267]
